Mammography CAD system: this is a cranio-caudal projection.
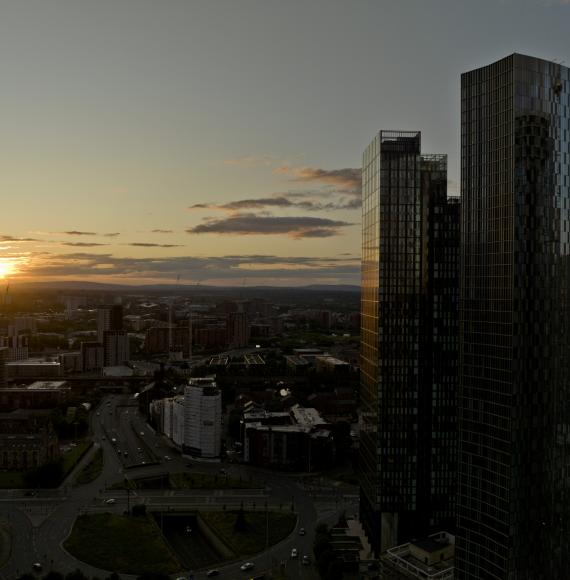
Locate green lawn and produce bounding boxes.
[73,448,103,486]
[0,472,25,489]
[62,439,93,476]
[200,510,297,556]
[64,513,180,575]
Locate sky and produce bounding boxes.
[1,0,570,286]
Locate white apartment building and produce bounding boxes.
[184,377,221,458]
[162,395,185,447]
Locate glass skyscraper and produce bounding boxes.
[458,54,570,579]
[360,131,459,553]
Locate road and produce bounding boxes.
[0,393,357,580]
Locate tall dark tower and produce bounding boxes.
[360,131,460,553]
[458,54,570,579]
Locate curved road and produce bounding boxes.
[0,394,357,579]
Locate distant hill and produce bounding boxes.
[10,280,361,293]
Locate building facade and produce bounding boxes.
[183,377,222,458]
[457,54,570,579]
[97,304,123,343]
[103,330,129,367]
[360,131,459,553]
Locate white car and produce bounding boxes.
[105,498,116,505]
[291,548,298,558]
[240,562,254,571]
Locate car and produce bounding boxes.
[96,412,100,416]
[219,468,227,475]
[124,451,128,457]
[140,431,145,436]
[302,555,311,566]
[32,562,43,572]
[102,436,106,441]
[206,569,220,576]
[299,527,306,535]
[240,562,254,571]
[105,498,116,505]
[164,455,172,461]
[291,548,298,558]
[186,526,192,533]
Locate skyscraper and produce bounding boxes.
[360,131,459,553]
[97,304,123,343]
[458,54,570,579]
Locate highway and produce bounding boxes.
[0,393,358,580]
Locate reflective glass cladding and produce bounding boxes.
[360,131,459,553]
[458,54,570,579]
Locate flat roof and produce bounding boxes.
[26,381,68,390]
[6,360,60,366]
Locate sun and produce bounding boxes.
[0,260,16,279]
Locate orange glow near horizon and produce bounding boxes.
[0,257,23,279]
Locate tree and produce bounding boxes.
[64,571,88,580]
[318,549,336,577]
[234,506,247,532]
[135,574,170,580]
[42,573,64,580]
[104,574,120,580]
[325,559,344,580]
[16,575,36,580]
[131,503,147,517]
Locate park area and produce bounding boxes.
[64,509,297,575]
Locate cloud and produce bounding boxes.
[104,232,120,237]
[187,213,353,239]
[58,230,98,236]
[189,194,361,213]
[61,242,109,247]
[20,251,360,284]
[274,166,361,193]
[125,243,183,248]
[151,229,174,234]
[0,235,39,242]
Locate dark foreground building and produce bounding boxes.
[457,54,570,579]
[360,131,460,553]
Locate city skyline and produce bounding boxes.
[1,0,570,285]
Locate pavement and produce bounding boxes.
[0,393,358,580]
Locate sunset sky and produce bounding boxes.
[1,0,569,286]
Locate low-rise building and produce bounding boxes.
[0,381,70,412]
[380,532,455,580]
[243,404,334,470]
[0,409,59,470]
[6,359,62,379]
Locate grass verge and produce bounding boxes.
[74,448,103,486]
[63,513,180,575]
[62,439,93,476]
[200,510,296,557]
